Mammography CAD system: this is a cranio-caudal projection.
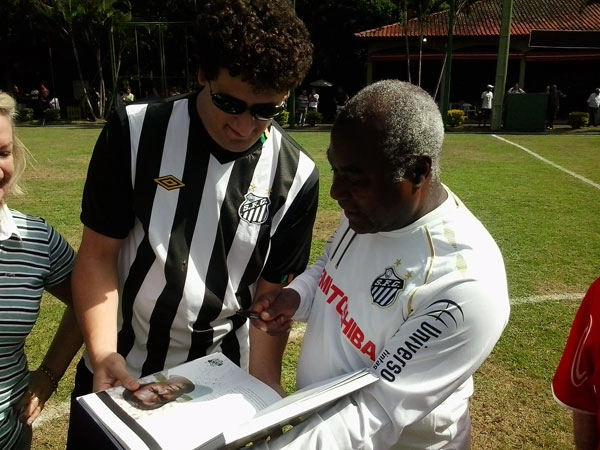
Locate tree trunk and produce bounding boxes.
[402,1,412,82]
[71,34,96,121]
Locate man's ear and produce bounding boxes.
[197,70,206,86]
[406,155,432,187]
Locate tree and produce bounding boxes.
[295,0,399,98]
[414,0,446,86]
[399,0,412,82]
[435,0,479,121]
[33,0,132,119]
[0,0,50,94]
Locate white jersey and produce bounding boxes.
[264,186,509,450]
[481,90,493,109]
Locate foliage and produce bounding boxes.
[446,108,465,127]
[17,108,35,122]
[274,110,289,127]
[32,0,133,119]
[568,111,589,128]
[305,110,323,126]
[295,0,399,94]
[43,108,61,122]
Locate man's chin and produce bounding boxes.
[346,218,374,234]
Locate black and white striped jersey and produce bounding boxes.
[81,93,319,376]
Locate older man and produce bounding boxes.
[252,80,510,450]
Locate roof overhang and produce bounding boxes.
[529,30,600,48]
[370,50,600,62]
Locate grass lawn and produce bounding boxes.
[12,125,600,449]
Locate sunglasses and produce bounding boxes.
[207,81,286,121]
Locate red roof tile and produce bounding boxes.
[355,0,600,38]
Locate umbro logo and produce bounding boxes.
[154,175,185,191]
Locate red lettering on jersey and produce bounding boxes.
[362,341,377,361]
[341,316,355,336]
[318,269,332,294]
[336,296,348,316]
[326,285,344,304]
[321,269,379,361]
[349,325,364,348]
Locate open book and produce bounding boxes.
[77,352,379,450]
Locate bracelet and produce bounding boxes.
[37,363,59,391]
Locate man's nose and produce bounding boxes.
[330,176,348,201]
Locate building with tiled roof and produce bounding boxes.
[355,0,600,116]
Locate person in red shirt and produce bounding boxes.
[553,277,600,450]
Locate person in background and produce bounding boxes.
[308,88,319,112]
[66,0,317,448]
[121,87,135,104]
[334,86,349,116]
[0,92,82,450]
[546,84,566,130]
[553,277,600,450]
[479,84,493,127]
[295,89,308,126]
[586,87,600,127]
[251,80,510,450]
[8,85,25,110]
[507,82,525,94]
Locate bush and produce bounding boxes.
[274,110,289,127]
[446,109,465,127]
[17,108,34,122]
[43,108,61,122]
[305,110,323,126]
[568,111,589,129]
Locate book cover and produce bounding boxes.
[77,352,378,450]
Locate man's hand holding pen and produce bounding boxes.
[247,288,301,335]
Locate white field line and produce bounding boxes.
[510,293,583,305]
[35,292,582,426]
[491,135,600,191]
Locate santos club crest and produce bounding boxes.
[238,192,271,224]
[371,267,405,308]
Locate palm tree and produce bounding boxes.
[399,0,412,82]
[436,0,479,121]
[33,0,131,119]
[414,0,446,86]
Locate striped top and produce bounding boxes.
[0,205,75,449]
[81,93,319,378]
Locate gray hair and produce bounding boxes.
[334,80,444,182]
[0,93,27,198]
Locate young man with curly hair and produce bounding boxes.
[66,1,317,448]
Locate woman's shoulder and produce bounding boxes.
[9,208,54,237]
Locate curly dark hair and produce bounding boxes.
[196,0,313,93]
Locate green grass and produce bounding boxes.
[13,125,600,449]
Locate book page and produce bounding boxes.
[78,353,282,450]
[221,368,379,449]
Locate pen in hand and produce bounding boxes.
[235,309,261,320]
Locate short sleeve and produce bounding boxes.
[553,278,600,413]
[44,223,76,287]
[80,107,135,238]
[260,166,318,284]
